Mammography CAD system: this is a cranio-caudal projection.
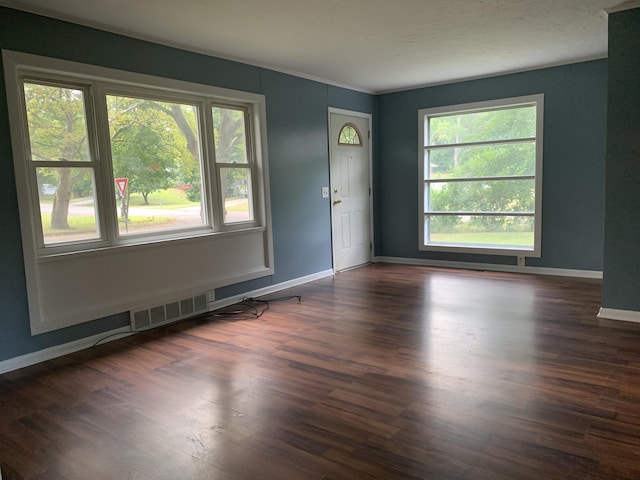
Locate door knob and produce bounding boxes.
[333,199,342,206]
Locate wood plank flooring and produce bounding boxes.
[2,264,640,479]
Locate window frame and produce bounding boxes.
[337,122,363,146]
[20,77,106,250]
[100,86,214,243]
[418,94,544,257]
[211,103,257,228]
[5,50,269,258]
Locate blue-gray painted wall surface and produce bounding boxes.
[328,85,375,113]
[0,7,374,362]
[261,70,333,282]
[603,8,640,311]
[0,5,625,366]
[376,61,608,270]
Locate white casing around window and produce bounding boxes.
[3,49,274,335]
[418,94,544,257]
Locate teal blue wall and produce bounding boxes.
[0,5,627,366]
[262,71,334,282]
[602,8,640,311]
[0,7,375,362]
[376,60,608,270]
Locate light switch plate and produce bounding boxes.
[322,186,329,198]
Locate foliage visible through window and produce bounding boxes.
[420,96,542,254]
[212,106,253,223]
[107,95,205,236]
[17,70,263,253]
[338,123,362,146]
[24,82,99,244]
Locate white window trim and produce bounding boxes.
[3,50,274,335]
[4,50,270,258]
[418,94,544,257]
[211,104,258,228]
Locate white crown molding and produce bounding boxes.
[378,55,608,95]
[0,1,611,95]
[0,0,375,94]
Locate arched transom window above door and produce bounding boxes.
[338,122,363,146]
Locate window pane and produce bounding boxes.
[428,215,534,248]
[106,95,206,236]
[338,124,362,145]
[212,106,248,164]
[220,167,253,223]
[37,167,99,244]
[428,179,534,213]
[427,141,535,180]
[428,105,536,146]
[23,83,91,162]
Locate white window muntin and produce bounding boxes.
[211,104,257,228]
[5,51,266,257]
[100,86,213,244]
[418,94,543,257]
[19,76,109,251]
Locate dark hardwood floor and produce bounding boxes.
[2,264,640,479]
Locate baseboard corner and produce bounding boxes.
[597,307,640,324]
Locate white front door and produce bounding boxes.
[329,111,372,272]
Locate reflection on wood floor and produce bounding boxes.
[2,263,640,479]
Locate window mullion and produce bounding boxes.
[249,162,258,224]
[245,108,259,224]
[91,83,119,245]
[204,100,223,230]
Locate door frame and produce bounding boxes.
[327,107,374,272]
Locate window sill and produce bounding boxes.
[421,243,540,258]
[37,225,267,264]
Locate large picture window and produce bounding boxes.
[4,51,273,335]
[9,55,266,256]
[419,95,543,256]
[106,94,206,237]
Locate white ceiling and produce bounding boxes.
[1,0,633,93]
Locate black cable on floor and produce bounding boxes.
[92,294,301,344]
[92,329,137,348]
[209,294,301,322]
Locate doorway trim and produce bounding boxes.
[328,107,374,272]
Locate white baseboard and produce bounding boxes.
[597,307,640,323]
[0,326,133,375]
[208,269,334,311]
[0,269,335,375]
[7,261,610,376]
[373,256,603,279]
